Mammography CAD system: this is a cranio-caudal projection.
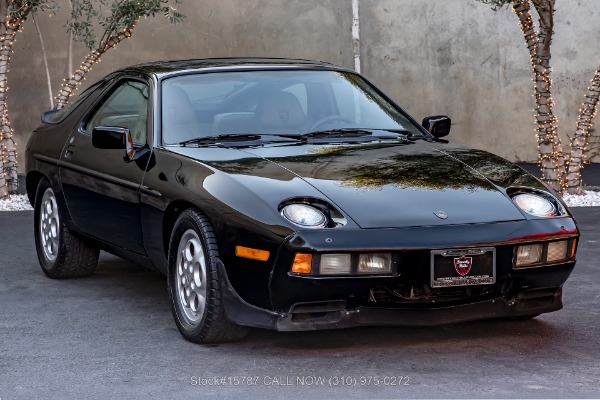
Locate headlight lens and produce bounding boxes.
[358,253,392,274]
[512,193,556,217]
[281,204,327,227]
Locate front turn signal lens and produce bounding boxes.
[515,244,543,266]
[291,253,312,274]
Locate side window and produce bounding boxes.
[48,81,103,123]
[85,80,149,145]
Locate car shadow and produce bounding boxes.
[90,252,568,353]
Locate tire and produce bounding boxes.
[167,208,249,343]
[34,178,99,279]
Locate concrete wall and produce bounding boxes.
[8,0,600,171]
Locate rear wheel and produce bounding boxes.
[34,178,99,278]
[168,209,249,343]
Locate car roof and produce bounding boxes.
[117,57,354,78]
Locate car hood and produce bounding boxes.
[190,139,529,228]
[248,141,525,228]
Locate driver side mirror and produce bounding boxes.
[91,126,136,161]
[422,116,451,138]
[41,109,59,124]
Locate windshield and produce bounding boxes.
[161,70,425,144]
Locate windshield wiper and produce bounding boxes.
[179,134,263,146]
[374,128,426,139]
[302,128,414,143]
[303,128,374,138]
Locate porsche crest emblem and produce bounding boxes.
[454,256,472,276]
[434,210,448,219]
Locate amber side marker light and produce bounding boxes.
[570,239,577,258]
[235,246,270,262]
[292,253,313,274]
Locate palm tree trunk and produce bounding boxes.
[55,29,132,109]
[565,67,600,194]
[532,0,566,189]
[512,0,563,192]
[0,20,20,196]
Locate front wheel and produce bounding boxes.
[167,209,249,343]
[34,178,99,278]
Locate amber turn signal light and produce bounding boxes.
[291,253,312,274]
[235,246,270,261]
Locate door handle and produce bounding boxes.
[64,145,75,158]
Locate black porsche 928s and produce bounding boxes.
[26,58,579,343]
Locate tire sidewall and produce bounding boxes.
[168,211,214,336]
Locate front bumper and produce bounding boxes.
[220,217,578,331]
[276,287,564,331]
[219,260,574,331]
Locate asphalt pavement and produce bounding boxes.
[1,209,599,399]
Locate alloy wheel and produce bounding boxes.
[175,229,208,325]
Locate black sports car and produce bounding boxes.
[26,58,579,343]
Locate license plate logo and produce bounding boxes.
[454,256,472,276]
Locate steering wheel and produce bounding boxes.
[310,115,355,131]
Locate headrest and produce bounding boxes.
[163,85,195,125]
[256,91,305,130]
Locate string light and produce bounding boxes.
[510,1,600,195]
[55,27,134,109]
[2,2,178,198]
[0,14,24,198]
[512,0,566,192]
[565,68,600,194]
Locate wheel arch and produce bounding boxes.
[26,171,46,205]
[162,199,212,259]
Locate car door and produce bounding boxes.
[59,77,151,254]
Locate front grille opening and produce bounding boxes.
[288,300,347,322]
[367,283,499,308]
[290,312,330,322]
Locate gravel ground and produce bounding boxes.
[562,190,600,207]
[2,190,600,212]
[0,195,32,211]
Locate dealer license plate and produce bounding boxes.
[430,247,496,288]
